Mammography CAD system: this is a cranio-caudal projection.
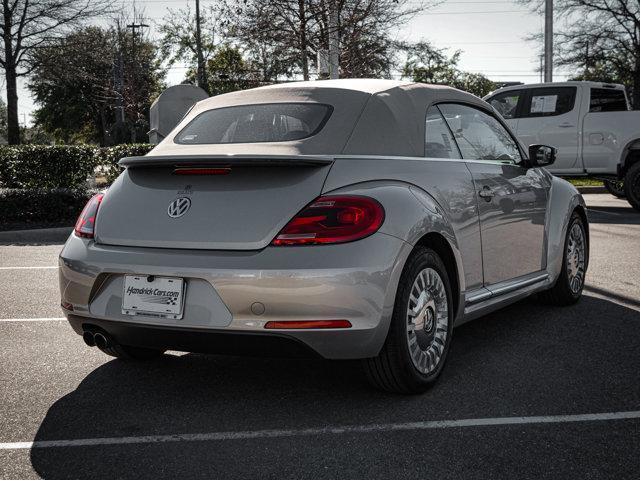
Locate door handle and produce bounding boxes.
[558,123,574,128]
[478,186,494,201]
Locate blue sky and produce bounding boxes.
[11,0,571,126]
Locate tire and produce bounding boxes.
[538,212,588,306]
[603,179,626,198]
[363,247,454,394]
[624,162,640,211]
[98,343,165,361]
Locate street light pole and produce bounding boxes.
[195,0,208,93]
[544,0,553,82]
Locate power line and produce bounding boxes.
[419,10,527,15]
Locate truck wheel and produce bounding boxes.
[603,179,626,198]
[624,162,640,211]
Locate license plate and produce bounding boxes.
[122,275,185,320]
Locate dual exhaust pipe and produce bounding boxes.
[82,330,110,349]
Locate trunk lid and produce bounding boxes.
[95,156,333,250]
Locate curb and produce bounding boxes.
[576,186,607,194]
[0,227,72,244]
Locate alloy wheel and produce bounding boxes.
[406,268,449,375]
[566,222,586,294]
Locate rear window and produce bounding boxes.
[589,88,628,112]
[175,103,333,144]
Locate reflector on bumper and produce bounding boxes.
[264,320,352,329]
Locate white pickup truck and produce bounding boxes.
[484,81,640,211]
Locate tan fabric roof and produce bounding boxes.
[150,79,488,158]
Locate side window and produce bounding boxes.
[488,90,523,119]
[438,103,522,163]
[425,105,461,159]
[524,87,576,117]
[589,88,628,112]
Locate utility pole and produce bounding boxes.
[114,52,125,125]
[127,21,150,62]
[127,21,149,142]
[585,40,589,78]
[539,54,544,83]
[544,0,553,82]
[195,0,208,93]
[328,0,339,79]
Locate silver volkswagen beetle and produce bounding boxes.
[59,79,588,393]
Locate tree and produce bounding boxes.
[318,0,430,78]
[224,0,434,80]
[113,17,166,143]
[158,4,231,93]
[186,44,260,96]
[29,25,165,145]
[403,41,496,97]
[519,0,640,109]
[215,0,306,81]
[29,27,114,144]
[0,96,7,141]
[0,0,115,144]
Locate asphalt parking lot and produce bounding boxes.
[0,193,638,479]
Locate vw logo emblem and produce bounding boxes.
[167,197,191,218]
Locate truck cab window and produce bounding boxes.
[589,88,628,112]
[524,87,576,117]
[488,91,522,119]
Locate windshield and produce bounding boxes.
[174,103,333,144]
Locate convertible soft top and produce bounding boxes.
[147,79,488,159]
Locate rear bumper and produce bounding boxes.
[59,232,412,359]
[67,315,321,358]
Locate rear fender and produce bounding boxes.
[620,138,640,175]
[323,180,465,314]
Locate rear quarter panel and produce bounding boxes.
[582,111,640,173]
[323,157,483,297]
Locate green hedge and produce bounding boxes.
[0,145,98,189]
[0,188,94,226]
[0,144,154,190]
[98,143,154,185]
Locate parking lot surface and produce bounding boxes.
[1,193,638,479]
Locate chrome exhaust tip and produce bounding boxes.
[82,331,96,347]
[93,332,109,350]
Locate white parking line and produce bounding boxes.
[1,410,639,450]
[0,266,58,270]
[0,317,65,322]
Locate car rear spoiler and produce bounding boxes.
[118,154,334,168]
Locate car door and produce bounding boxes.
[437,103,549,287]
[515,86,581,174]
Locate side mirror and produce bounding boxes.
[528,144,557,167]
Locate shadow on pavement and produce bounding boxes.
[587,205,640,225]
[30,295,640,479]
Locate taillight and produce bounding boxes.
[173,167,231,175]
[272,195,385,246]
[74,193,104,239]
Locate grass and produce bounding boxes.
[565,177,604,187]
